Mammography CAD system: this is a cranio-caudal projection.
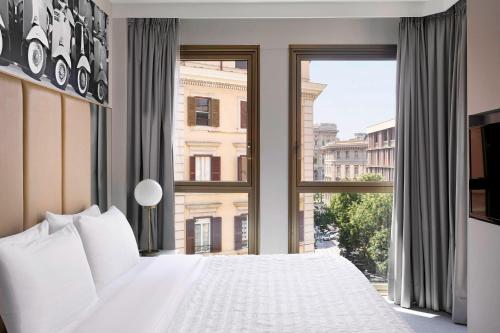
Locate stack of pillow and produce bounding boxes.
[0,206,140,333]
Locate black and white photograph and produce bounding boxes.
[0,0,109,104]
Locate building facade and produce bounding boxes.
[300,61,327,253]
[174,60,249,255]
[313,123,338,180]
[366,119,395,181]
[322,134,368,181]
[175,60,326,254]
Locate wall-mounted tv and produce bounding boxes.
[470,109,500,224]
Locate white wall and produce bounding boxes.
[110,18,398,254]
[467,0,500,331]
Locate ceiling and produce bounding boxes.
[110,0,460,18]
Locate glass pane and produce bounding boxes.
[298,192,393,286]
[175,60,249,182]
[175,192,249,255]
[300,60,397,182]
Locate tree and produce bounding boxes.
[326,173,393,279]
[348,192,392,276]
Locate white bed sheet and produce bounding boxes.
[62,255,205,333]
[168,253,414,333]
[64,253,413,333]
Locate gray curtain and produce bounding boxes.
[127,18,179,250]
[388,0,467,324]
[90,104,108,211]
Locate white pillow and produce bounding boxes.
[0,220,49,246]
[0,224,98,333]
[46,205,101,233]
[74,206,139,291]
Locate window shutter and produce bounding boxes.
[211,217,222,253]
[211,156,221,181]
[299,211,304,242]
[189,156,196,181]
[185,219,195,254]
[187,97,196,126]
[234,216,243,250]
[211,99,220,127]
[240,101,247,129]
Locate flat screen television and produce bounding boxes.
[470,109,500,224]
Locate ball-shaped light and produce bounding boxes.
[134,179,163,207]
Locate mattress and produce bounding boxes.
[65,253,413,333]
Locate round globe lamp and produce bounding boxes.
[134,179,163,256]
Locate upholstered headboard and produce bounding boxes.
[0,72,92,332]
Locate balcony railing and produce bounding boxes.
[195,244,212,253]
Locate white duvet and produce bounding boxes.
[67,253,413,333]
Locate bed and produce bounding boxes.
[64,253,412,333]
[0,72,412,333]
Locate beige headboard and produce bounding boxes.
[0,73,23,237]
[62,96,91,213]
[23,83,63,228]
[0,72,92,332]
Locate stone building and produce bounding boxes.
[322,133,368,181]
[174,60,249,255]
[175,60,326,255]
[313,123,338,180]
[366,119,396,181]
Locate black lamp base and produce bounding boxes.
[140,249,160,257]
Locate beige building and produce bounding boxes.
[174,60,249,255]
[300,62,327,253]
[313,123,338,180]
[175,60,326,255]
[366,119,396,181]
[323,134,368,181]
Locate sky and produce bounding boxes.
[309,60,397,140]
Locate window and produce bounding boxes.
[175,46,259,255]
[189,155,220,181]
[195,156,211,181]
[187,97,220,127]
[194,218,211,253]
[290,45,396,261]
[196,97,210,126]
[298,192,393,282]
[234,214,248,250]
[240,101,247,129]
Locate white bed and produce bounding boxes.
[65,253,413,333]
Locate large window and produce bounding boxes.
[290,45,397,283]
[174,46,259,255]
[194,217,212,253]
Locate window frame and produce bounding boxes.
[193,154,212,181]
[176,45,260,255]
[194,217,212,253]
[288,45,397,253]
[194,97,211,126]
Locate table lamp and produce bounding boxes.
[134,179,163,256]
